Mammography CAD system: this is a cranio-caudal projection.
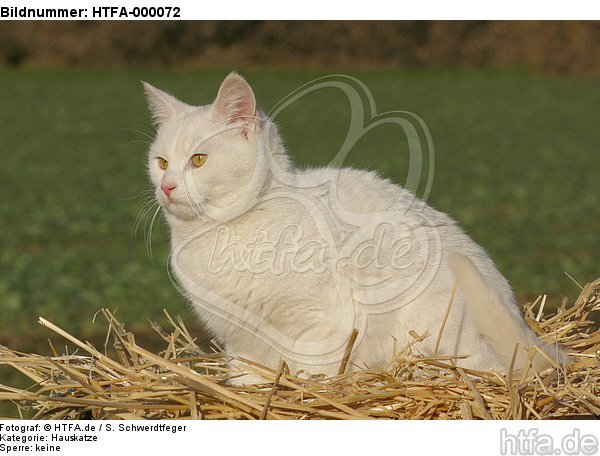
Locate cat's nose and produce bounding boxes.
[161,183,177,198]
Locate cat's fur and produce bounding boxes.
[143,72,568,384]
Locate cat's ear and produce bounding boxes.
[142,81,190,125]
[212,72,259,127]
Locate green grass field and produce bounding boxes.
[0,67,598,352]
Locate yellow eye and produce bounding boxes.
[157,157,168,170]
[191,154,207,168]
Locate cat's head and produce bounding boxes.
[144,72,269,223]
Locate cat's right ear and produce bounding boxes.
[142,82,190,125]
[212,72,259,127]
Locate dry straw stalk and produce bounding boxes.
[1,278,598,420]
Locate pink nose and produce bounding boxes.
[161,183,176,198]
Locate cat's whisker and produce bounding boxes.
[122,126,156,142]
[180,176,205,219]
[139,200,158,232]
[138,196,155,209]
[121,139,153,147]
[186,191,203,218]
[165,246,188,299]
[145,204,162,264]
[126,188,155,201]
[192,195,207,219]
[132,200,154,237]
[132,193,160,241]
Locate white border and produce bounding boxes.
[0,420,598,456]
[1,0,598,20]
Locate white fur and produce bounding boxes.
[144,72,568,384]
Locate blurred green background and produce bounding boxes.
[0,23,598,417]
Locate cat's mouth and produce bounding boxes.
[158,194,204,221]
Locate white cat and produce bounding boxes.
[143,72,568,384]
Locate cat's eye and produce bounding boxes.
[191,154,207,168]
[157,157,168,170]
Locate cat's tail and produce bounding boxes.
[448,252,570,374]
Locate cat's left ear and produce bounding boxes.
[212,72,261,130]
[142,81,191,125]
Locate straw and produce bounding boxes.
[0,277,598,420]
